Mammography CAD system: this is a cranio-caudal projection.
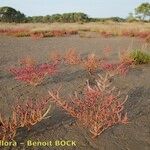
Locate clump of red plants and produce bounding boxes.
[49,48,133,76]
[0,98,51,140]
[49,49,81,65]
[85,48,132,77]
[121,30,150,43]
[0,28,30,37]
[100,48,134,76]
[98,29,150,43]
[101,58,134,77]
[20,56,36,67]
[47,30,78,37]
[82,53,101,74]
[48,73,128,138]
[0,28,78,38]
[30,32,44,40]
[58,49,102,74]
[49,51,63,64]
[64,49,81,65]
[4,48,133,140]
[9,57,58,86]
[100,31,115,38]
[50,30,67,37]
[0,27,150,43]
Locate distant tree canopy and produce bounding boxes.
[26,13,89,23]
[0,5,149,23]
[135,2,150,20]
[0,7,26,22]
[24,15,125,23]
[90,17,125,22]
[0,6,126,23]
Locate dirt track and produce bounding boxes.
[0,35,150,150]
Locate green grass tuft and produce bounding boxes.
[130,50,150,64]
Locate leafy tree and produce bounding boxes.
[30,16,43,23]
[15,11,26,22]
[73,13,89,22]
[109,17,125,22]
[0,6,26,22]
[42,15,51,23]
[135,3,150,20]
[51,14,62,22]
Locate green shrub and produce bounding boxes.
[130,50,150,64]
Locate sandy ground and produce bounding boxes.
[0,35,150,150]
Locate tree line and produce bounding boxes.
[0,3,150,23]
[0,7,125,23]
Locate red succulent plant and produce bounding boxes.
[82,53,101,74]
[9,60,58,86]
[0,98,51,140]
[64,49,81,65]
[48,73,128,138]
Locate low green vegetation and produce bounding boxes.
[130,50,150,64]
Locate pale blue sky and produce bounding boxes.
[0,0,149,18]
